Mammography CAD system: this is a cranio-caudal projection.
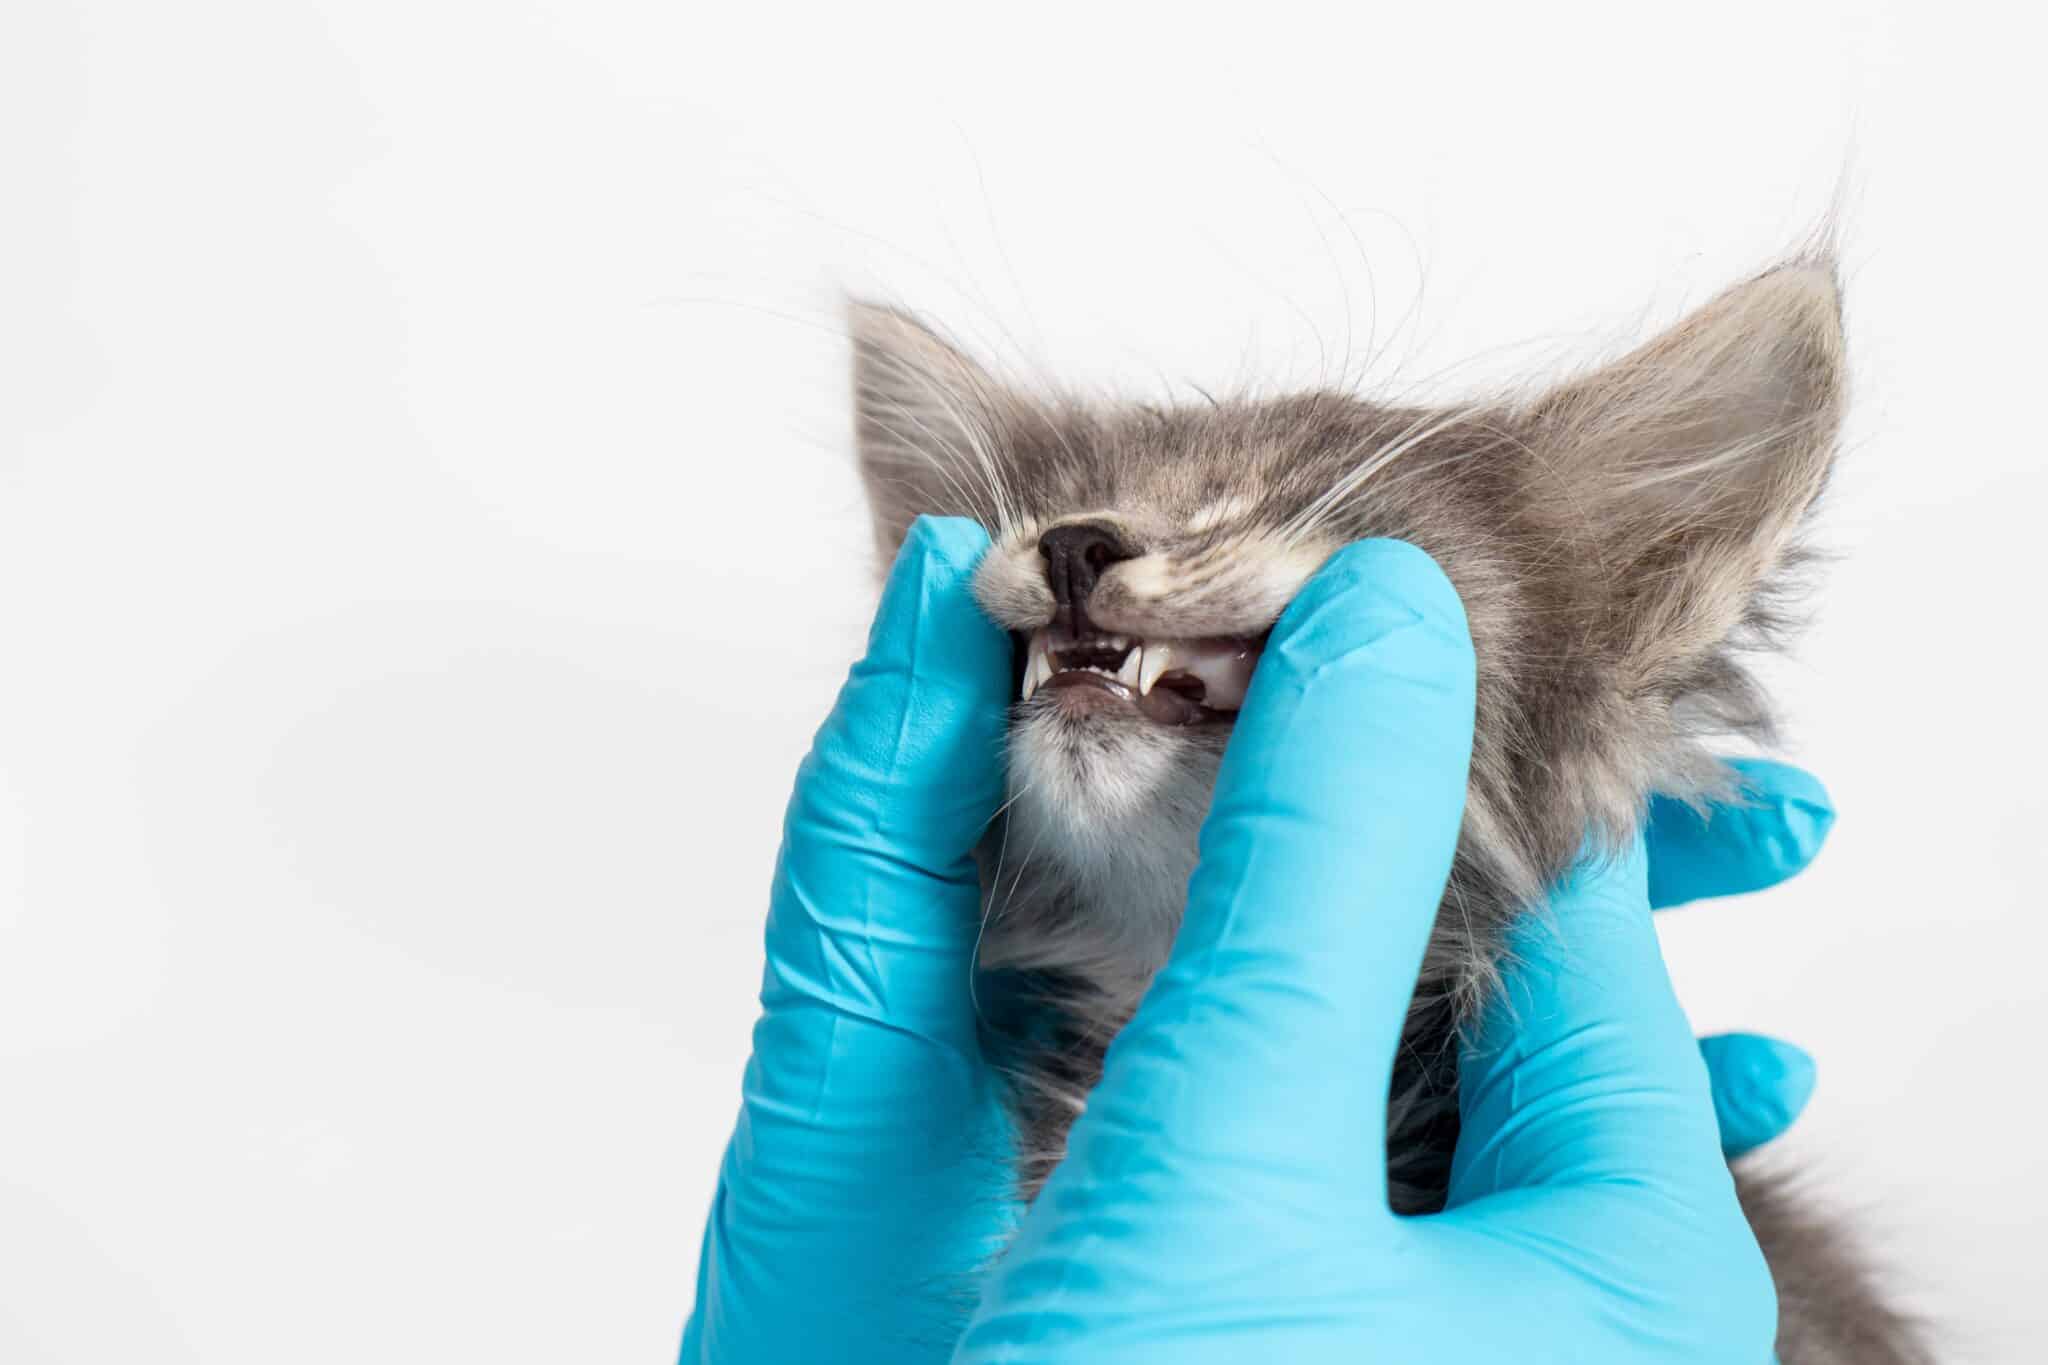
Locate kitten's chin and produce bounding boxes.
[1006,707,1206,837]
[987,708,1227,976]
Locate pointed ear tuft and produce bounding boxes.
[848,300,1008,562]
[1528,262,1847,697]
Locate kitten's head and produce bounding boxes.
[849,264,1844,1005]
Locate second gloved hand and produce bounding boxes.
[681,521,1827,1365]
[955,541,1781,1364]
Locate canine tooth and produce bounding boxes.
[1116,649,1143,688]
[1137,642,1175,696]
[1022,635,1053,701]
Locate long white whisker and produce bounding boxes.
[968,765,1037,1028]
[861,405,991,525]
[858,349,1015,530]
[1279,407,1477,547]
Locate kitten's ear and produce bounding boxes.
[848,300,1008,562]
[1527,263,1846,695]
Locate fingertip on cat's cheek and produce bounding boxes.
[1302,539,1465,625]
[1266,539,1475,690]
[872,517,1007,676]
[900,514,995,577]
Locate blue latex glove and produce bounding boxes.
[1649,761,1830,1157]
[954,540,1790,1363]
[681,518,1018,1364]
[683,521,1828,1364]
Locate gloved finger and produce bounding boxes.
[761,513,1011,1059]
[1647,758,1834,910]
[1700,1031,1818,1158]
[1072,540,1475,1210]
[1447,834,1728,1206]
[695,517,1018,1363]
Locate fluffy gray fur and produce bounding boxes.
[847,258,1933,1363]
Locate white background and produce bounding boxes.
[4,2,2042,1361]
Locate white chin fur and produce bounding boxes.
[982,706,1223,988]
[1009,710,1180,829]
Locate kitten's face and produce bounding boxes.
[850,265,1844,995]
[955,398,1493,982]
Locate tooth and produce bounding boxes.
[1022,634,1052,701]
[1138,641,1175,696]
[1200,661,1249,710]
[1116,647,1142,689]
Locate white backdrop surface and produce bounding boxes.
[3,2,2043,1361]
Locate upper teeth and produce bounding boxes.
[1018,630,1260,709]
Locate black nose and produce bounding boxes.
[1038,522,1135,630]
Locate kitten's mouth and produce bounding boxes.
[1017,624,1265,727]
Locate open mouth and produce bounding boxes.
[1017,625,1266,727]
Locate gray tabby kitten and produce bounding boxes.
[847,258,1931,1363]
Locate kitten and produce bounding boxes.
[847,259,1932,1363]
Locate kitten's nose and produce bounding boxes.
[1039,522,1136,631]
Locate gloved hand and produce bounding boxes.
[683,520,1829,1365]
[681,517,1017,1365]
[953,539,1797,1362]
[1648,762,1829,1158]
